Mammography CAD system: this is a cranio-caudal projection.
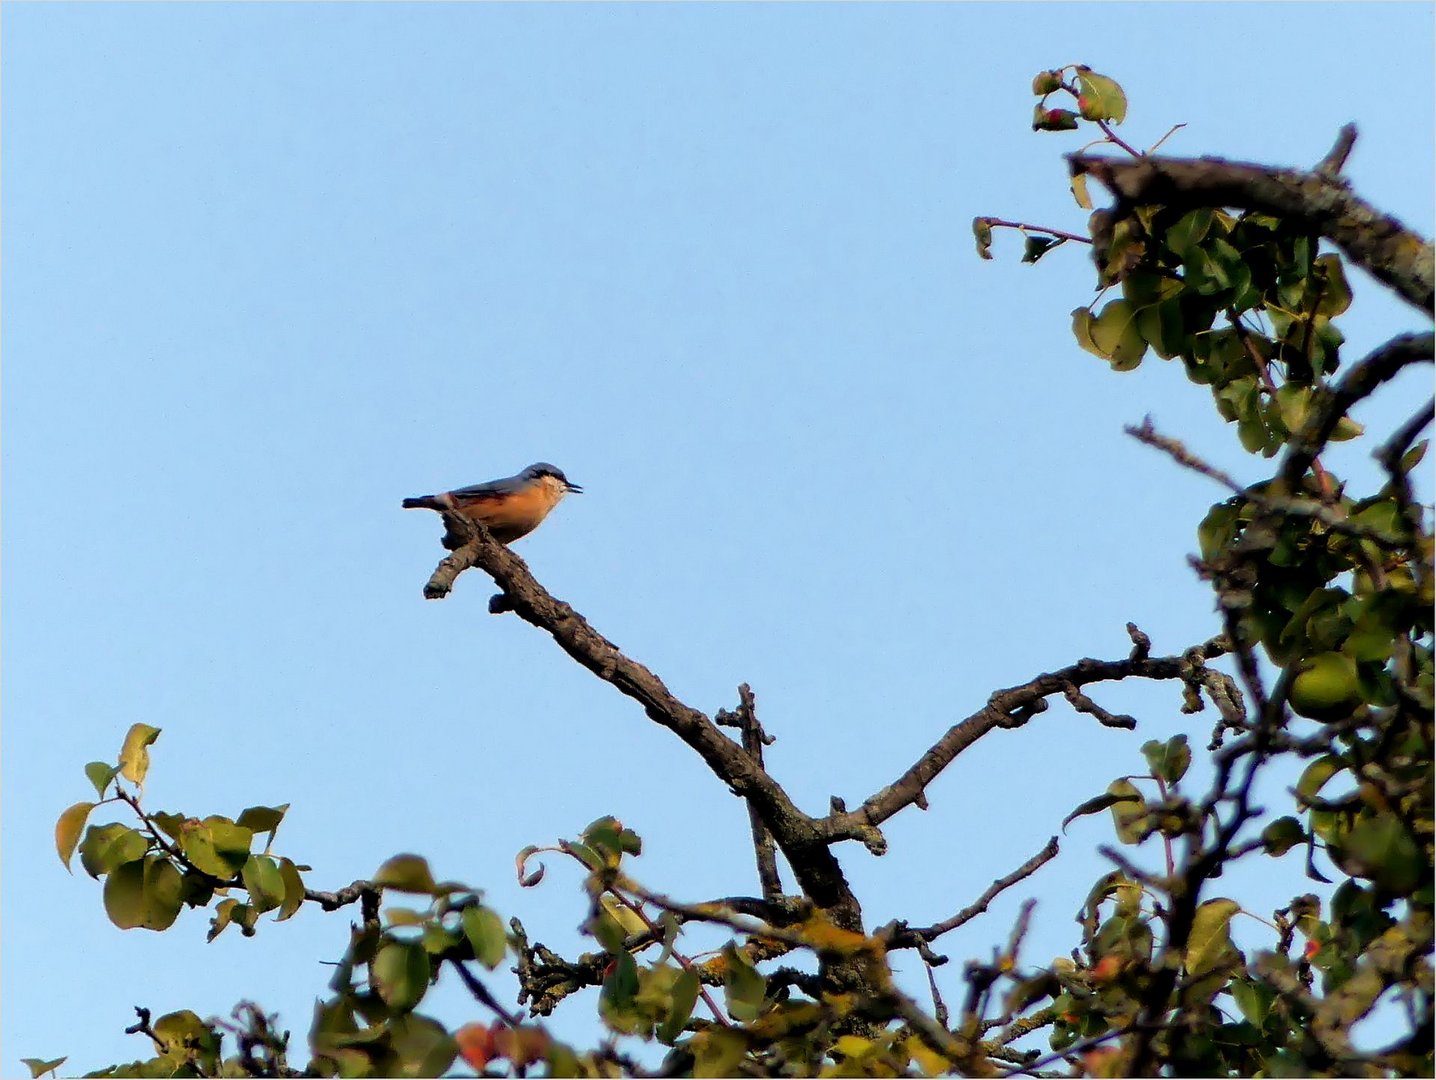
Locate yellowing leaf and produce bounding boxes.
[600,893,650,938]
[374,853,437,894]
[117,724,162,786]
[1185,897,1241,977]
[56,801,96,872]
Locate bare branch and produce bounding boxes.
[419,514,861,920]
[448,957,522,1028]
[716,683,784,902]
[884,837,1061,951]
[1279,332,1435,493]
[1314,123,1358,177]
[1127,416,1411,546]
[818,637,1229,844]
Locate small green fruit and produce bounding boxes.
[1289,653,1363,721]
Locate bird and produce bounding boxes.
[403,462,582,549]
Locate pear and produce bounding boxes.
[1289,652,1363,721]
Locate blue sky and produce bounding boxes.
[4,1,1433,1073]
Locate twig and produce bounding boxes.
[1315,123,1358,177]
[818,636,1230,844]
[925,961,950,1028]
[1144,123,1186,156]
[974,216,1093,245]
[884,837,1060,949]
[124,1006,166,1053]
[303,879,380,913]
[716,684,784,902]
[1278,332,1435,493]
[448,958,523,1028]
[1126,417,1409,546]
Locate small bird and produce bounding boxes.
[403,462,583,548]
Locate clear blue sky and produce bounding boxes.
[4,2,1432,1073]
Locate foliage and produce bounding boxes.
[44,68,1432,1077]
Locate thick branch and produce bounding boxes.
[818,638,1229,844]
[1071,152,1435,313]
[420,516,861,923]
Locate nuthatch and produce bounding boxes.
[403,462,582,547]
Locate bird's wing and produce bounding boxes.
[449,475,525,501]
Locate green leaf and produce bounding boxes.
[103,855,184,931]
[1336,816,1424,893]
[692,1028,749,1078]
[1032,106,1079,132]
[973,218,994,260]
[462,905,508,969]
[1141,735,1191,784]
[1134,298,1184,359]
[722,944,768,1023]
[1075,300,1148,370]
[1089,299,1148,370]
[1399,438,1428,474]
[1185,898,1241,977]
[658,967,702,1045]
[56,801,96,872]
[1032,69,1064,95]
[1274,384,1313,435]
[601,949,641,1012]
[1166,209,1213,255]
[276,857,306,921]
[117,723,162,786]
[1230,978,1276,1026]
[149,811,187,843]
[1312,254,1353,316]
[241,854,287,913]
[79,823,149,879]
[1296,755,1346,801]
[1062,789,1141,832]
[236,803,289,838]
[1197,501,1240,562]
[153,1009,219,1072]
[1329,415,1365,441]
[583,822,622,859]
[1261,816,1306,856]
[209,898,240,942]
[385,907,427,927]
[374,854,438,894]
[21,1058,67,1079]
[1075,68,1127,123]
[1023,235,1062,264]
[1070,171,1092,210]
[372,941,432,1013]
[180,817,254,879]
[85,761,119,798]
[1106,779,1147,844]
[387,1013,458,1078]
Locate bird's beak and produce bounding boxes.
[565,481,584,494]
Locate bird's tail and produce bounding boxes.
[402,495,444,511]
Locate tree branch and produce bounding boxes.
[1278,331,1435,493]
[817,637,1230,844]
[715,683,784,902]
[882,837,1061,952]
[1070,152,1435,313]
[419,514,863,922]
